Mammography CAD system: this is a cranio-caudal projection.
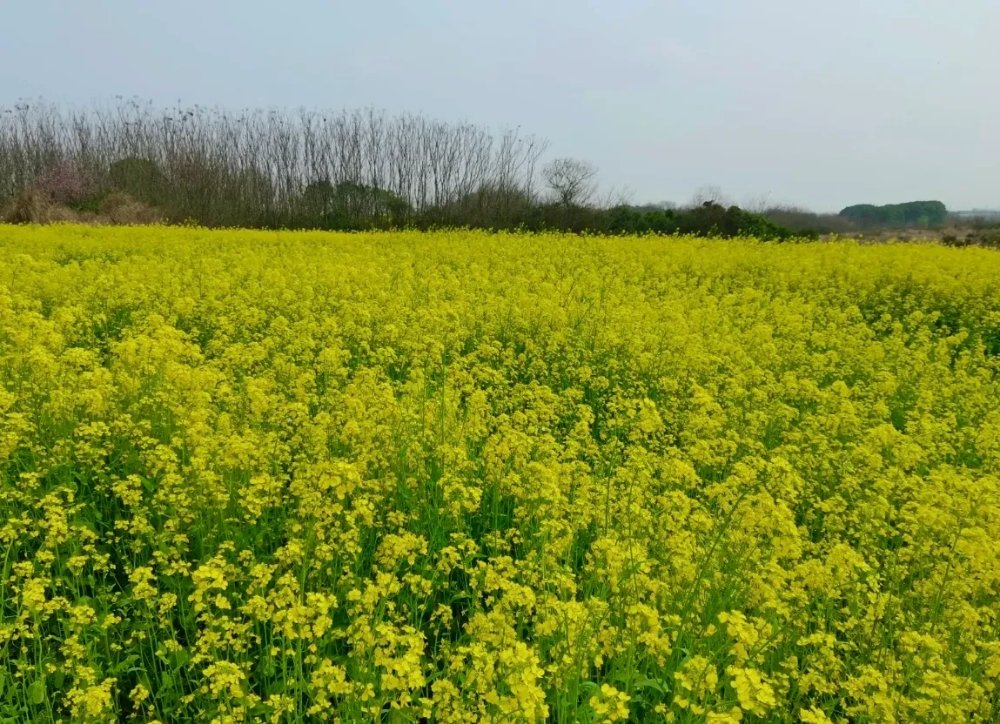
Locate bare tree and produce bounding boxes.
[542,157,597,207]
[744,192,772,214]
[0,100,551,227]
[599,183,635,209]
[690,184,728,208]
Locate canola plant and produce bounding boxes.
[1,224,999,722]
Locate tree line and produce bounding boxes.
[0,100,820,239]
[0,100,548,227]
[838,201,948,228]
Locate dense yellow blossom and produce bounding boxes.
[1,223,999,721]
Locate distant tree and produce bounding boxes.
[606,204,676,234]
[542,157,598,207]
[761,205,854,235]
[599,184,635,209]
[34,160,91,205]
[600,201,799,240]
[839,200,947,228]
[690,184,728,207]
[336,181,409,225]
[432,183,536,228]
[674,201,799,240]
[297,179,410,229]
[300,179,336,217]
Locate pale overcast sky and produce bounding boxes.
[2,0,997,211]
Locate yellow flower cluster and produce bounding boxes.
[1,223,999,721]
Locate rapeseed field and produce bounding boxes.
[1,224,999,722]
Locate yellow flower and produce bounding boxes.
[590,683,631,722]
[727,666,777,718]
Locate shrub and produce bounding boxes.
[1,188,82,223]
[98,192,163,225]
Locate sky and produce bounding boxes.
[2,0,998,212]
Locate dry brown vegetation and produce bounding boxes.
[1,189,162,225]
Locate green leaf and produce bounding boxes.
[173,649,190,668]
[118,654,140,671]
[635,677,669,695]
[27,679,45,705]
